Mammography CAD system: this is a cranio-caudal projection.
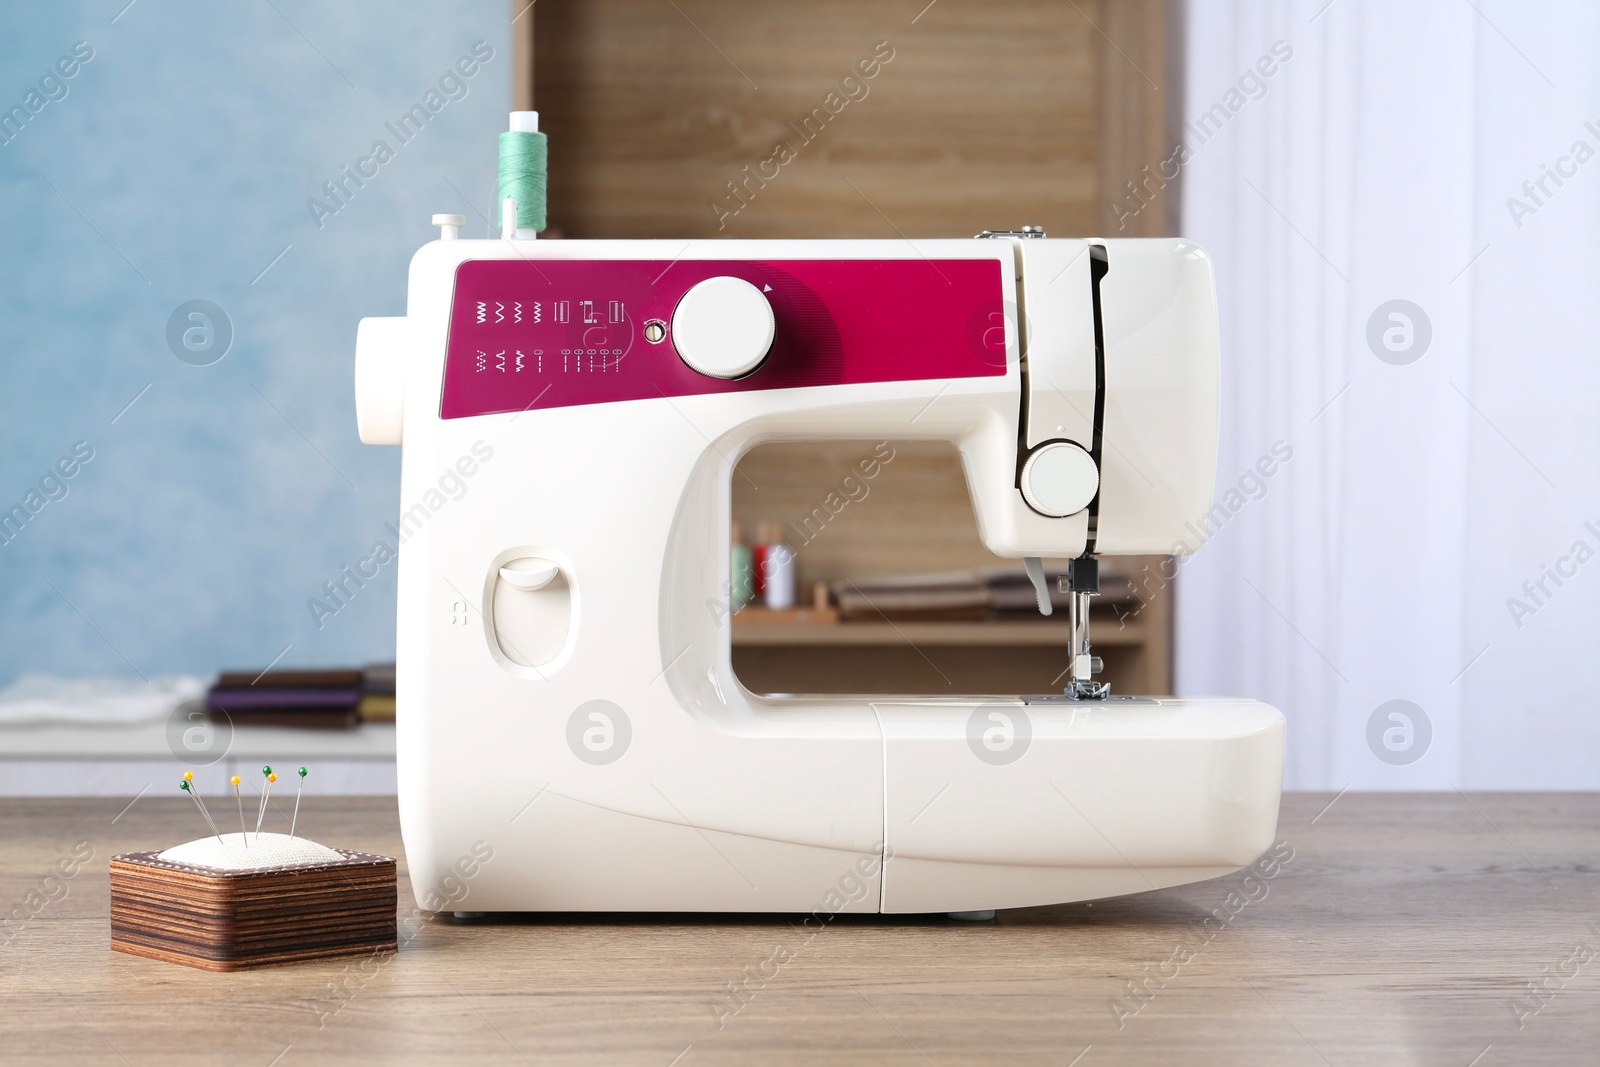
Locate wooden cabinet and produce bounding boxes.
[521,0,1180,695]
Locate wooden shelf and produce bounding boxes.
[731,618,1147,647]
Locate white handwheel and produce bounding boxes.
[1020,441,1099,517]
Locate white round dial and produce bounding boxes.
[1020,441,1099,517]
[670,276,774,378]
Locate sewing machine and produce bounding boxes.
[355,210,1285,916]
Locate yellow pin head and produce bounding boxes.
[230,775,240,786]
[268,772,277,783]
[182,770,193,781]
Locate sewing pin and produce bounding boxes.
[231,775,248,847]
[290,766,308,838]
[255,765,276,838]
[257,771,280,838]
[179,773,223,844]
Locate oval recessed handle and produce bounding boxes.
[498,558,561,591]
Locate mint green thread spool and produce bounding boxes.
[498,111,547,237]
[730,522,754,610]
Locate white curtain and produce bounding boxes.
[1176,0,1600,788]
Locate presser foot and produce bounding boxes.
[1020,691,1159,706]
[1063,678,1111,701]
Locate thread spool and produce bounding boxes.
[497,111,547,239]
[764,527,796,610]
[730,521,754,610]
[752,523,769,600]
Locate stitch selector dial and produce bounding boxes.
[671,276,775,378]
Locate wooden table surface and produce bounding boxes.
[2,793,1596,1065]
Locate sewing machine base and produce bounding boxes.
[400,696,1284,916]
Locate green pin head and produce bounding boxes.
[262,764,272,776]
[179,779,190,792]
[298,766,307,778]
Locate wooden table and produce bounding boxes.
[2,794,1596,1065]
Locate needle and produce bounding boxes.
[290,766,308,838]
[179,772,223,844]
[231,775,248,847]
[255,766,276,839]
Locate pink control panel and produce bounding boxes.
[439,258,1008,419]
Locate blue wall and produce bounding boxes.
[0,1,510,681]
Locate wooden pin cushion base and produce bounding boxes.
[109,849,397,972]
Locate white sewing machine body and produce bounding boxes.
[355,234,1285,914]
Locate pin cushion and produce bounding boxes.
[109,832,397,972]
[109,765,397,971]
